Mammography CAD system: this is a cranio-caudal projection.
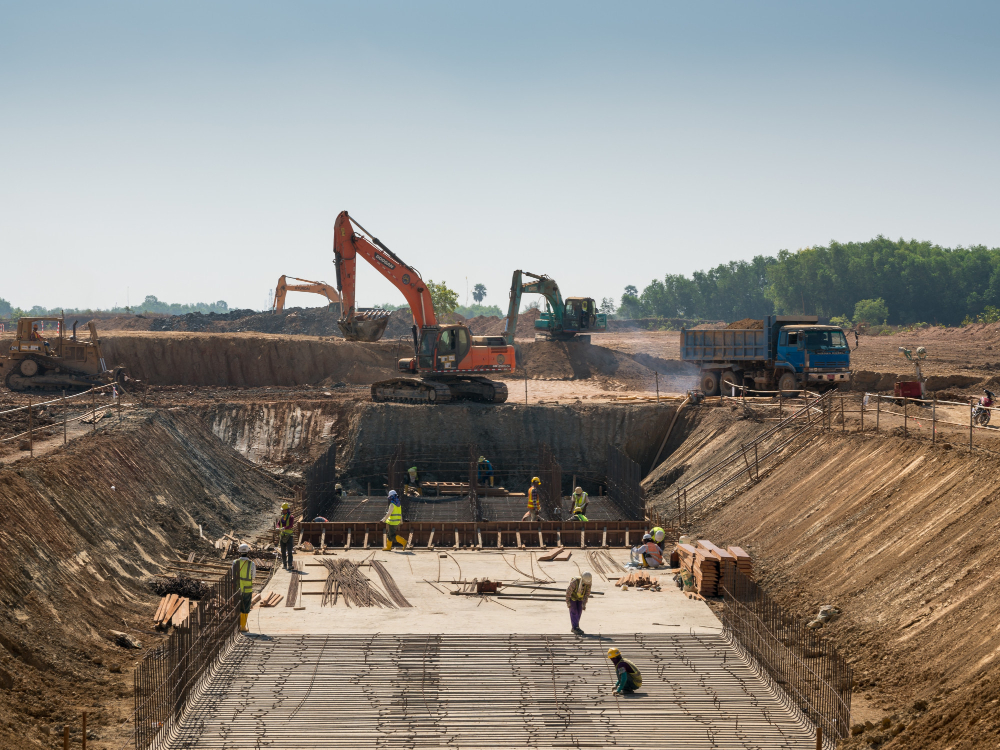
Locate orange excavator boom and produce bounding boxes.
[272,275,341,312]
[333,211,436,341]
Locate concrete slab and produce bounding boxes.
[251,549,720,636]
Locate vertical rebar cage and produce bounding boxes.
[721,571,852,743]
[606,446,644,520]
[133,573,240,749]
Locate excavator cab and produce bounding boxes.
[408,326,471,372]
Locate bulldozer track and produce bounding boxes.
[4,353,124,393]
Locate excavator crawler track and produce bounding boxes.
[370,377,508,404]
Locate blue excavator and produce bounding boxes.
[502,270,607,344]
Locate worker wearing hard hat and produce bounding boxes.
[277,502,296,571]
[381,490,407,551]
[521,477,541,521]
[478,456,494,487]
[335,483,346,499]
[566,572,593,635]
[607,648,643,695]
[649,526,666,546]
[232,543,255,633]
[631,534,664,568]
[570,487,589,517]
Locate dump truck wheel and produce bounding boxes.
[720,370,741,395]
[699,371,720,396]
[778,372,798,393]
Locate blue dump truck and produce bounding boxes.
[680,315,852,395]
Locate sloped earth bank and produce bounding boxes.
[659,412,1000,750]
[0,410,282,749]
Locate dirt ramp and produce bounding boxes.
[101,332,398,387]
[688,431,1000,749]
[0,409,280,746]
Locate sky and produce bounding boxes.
[2,1,999,313]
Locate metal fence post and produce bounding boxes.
[62,390,67,445]
[876,395,880,434]
[904,397,908,438]
[28,396,33,457]
[970,401,974,450]
[841,394,845,432]
[932,395,937,444]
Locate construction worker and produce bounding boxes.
[478,456,494,487]
[335,483,346,499]
[232,543,255,633]
[650,526,666,547]
[521,477,541,521]
[407,466,419,487]
[277,502,295,571]
[631,533,664,568]
[571,487,589,517]
[566,571,592,635]
[607,648,643,695]
[381,490,407,551]
[568,511,588,522]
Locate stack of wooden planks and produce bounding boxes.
[255,592,283,608]
[153,594,191,629]
[727,546,753,578]
[675,539,753,597]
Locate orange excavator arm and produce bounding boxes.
[272,275,341,312]
[333,211,437,335]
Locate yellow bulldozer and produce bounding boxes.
[0,316,128,392]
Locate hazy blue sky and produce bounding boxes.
[2,2,999,312]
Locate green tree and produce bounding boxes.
[472,283,487,304]
[853,298,889,326]
[0,297,12,318]
[427,280,459,315]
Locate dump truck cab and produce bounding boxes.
[775,326,850,374]
[1,316,126,392]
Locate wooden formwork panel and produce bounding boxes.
[297,521,678,549]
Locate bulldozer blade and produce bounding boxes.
[338,316,390,342]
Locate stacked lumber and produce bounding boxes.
[615,571,661,591]
[153,594,190,629]
[727,546,753,578]
[698,540,737,590]
[674,543,719,597]
[537,547,565,561]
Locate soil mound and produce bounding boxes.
[102,306,348,337]
[0,409,281,747]
[726,318,763,329]
[100,332,398,387]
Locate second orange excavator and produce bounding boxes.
[333,210,513,403]
[271,275,341,312]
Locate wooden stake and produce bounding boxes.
[816,725,822,750]
[63,726,69,750]
[82,711,87,750]
[655,371,659,402]
[970,400,974,450]
[63,390,67,445]
[28,396,33,457]
[860,394,864,433]
[841,394,845,432]
[904,397,908,438]
[876,395,881,434]
[932,395,937,444]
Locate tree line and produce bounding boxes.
[612,236,1000,326]
[0,295,230,320]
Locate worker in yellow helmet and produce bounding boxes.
[277,502,296,571]
[607,648,643,695]
[570,486,589,517]
[232,543,256,633]
[521,477,541,521]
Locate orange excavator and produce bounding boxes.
[333,210,514,403]
[271,275,341,312]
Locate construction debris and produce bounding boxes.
[149,575,210,600]
[108,630,142,649]
[256,592,284,608]
[319,558,396,608]
[537,546,565,562]
[615,570,661,591]
[152,594,190,629]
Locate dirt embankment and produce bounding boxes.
[99,332,399,387]
[671,417,1000,750]
[0,409,282,749]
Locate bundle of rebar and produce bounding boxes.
[370,559,412,608]
[587,548,620,580]
[319,558,395,608]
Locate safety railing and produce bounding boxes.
[721,570,851,746]
[133,573,240,750]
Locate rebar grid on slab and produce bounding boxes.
[164,633,819,749]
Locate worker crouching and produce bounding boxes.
[566,571,592,635]
[382,490,407,551]
[607,648,643,695]
[232,543,256,634]
[630,534,664,568]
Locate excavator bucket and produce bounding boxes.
[338,310,391,342]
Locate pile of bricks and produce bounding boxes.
[675,539,753,597]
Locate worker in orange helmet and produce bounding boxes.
[521,477,541,521]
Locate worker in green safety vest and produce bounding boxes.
[277,502,296,571]
[231,543,256,633]
[571,487,589,517]
[381,490,407,551]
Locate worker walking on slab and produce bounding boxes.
[521,477,541,521]
[381,490,407,551]
[607,648,642,695]
[571,487,589,517]
[478,456,494,487]
[566,571,593,635]
[232,543,256,633]
[277,502,296,571]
